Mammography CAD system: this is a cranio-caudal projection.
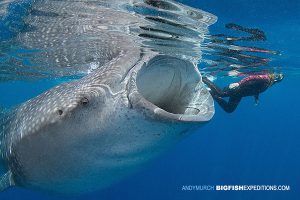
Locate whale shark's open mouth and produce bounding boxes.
[129,55,214,122]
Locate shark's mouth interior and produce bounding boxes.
[136,56,213,120]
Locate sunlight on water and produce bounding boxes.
[0,0,216,81]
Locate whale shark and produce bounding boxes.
[0,0,216,194]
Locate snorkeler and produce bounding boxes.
[202,72,284,113]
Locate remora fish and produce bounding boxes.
[0,0,216,194]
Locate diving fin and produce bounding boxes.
[0,171,14,192]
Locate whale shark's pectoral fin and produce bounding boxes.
[0,107,13,192]
[0,107,6,120]
[0,106,10,123]
[0,171,14,192]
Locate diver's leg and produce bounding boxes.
[214,96,241,113]
[202,77,227,97]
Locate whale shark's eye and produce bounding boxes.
[57,109,63,115]
[80,97,89,105]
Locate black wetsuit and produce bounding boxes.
[203,75,273,113]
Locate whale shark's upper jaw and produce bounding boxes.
[128,55,215,122]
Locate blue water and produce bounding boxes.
[1,0,300,200]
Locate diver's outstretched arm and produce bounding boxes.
[202,77,228,97]
[214,96,242,113]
